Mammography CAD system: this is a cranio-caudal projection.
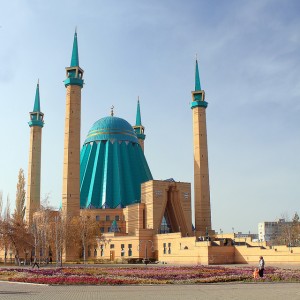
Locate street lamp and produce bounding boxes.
[138,240,154,266]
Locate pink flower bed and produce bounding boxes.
[0,265,299,285]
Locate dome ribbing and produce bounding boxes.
[80,116,152,209]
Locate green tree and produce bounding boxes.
[15,168,26,220]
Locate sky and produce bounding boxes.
[0,0,299,234]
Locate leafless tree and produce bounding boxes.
[0,191,3,220]
[14,169,26,220]
[67,210,101,263]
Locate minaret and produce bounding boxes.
[190,59,212,236]
[133,97,146,151]
[26,80,44,224]
[62,30,84,218]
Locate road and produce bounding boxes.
[0,281,299,300]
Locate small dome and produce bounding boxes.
[84,116,138,144]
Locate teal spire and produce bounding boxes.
[191,58,207,109]
[70,30,79,67]
[135,97,142,126]
[33,80,41,112]
[64,30,84,88]
[133,97,145,140]
[195,59,201,91]
[29,80,44,128]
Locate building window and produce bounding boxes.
[108,227,111,232]
[168,243,171,254]
[121,244,125,257]
[106,215,110,221]
[96,215,100,221]
[94,248,97,257]
[110,244,115,249]
[128,244,132,256]
[100,245,104,257]
[115,215,120,221]
[163,243,166,254]
[100,227,105,233]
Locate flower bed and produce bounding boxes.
[0,266,299,285]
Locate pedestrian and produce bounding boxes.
[32,256,39,269]
[258,256,265,277]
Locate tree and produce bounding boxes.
[270,213,300,247]
[0,209,33,265]
[0,195,11,264]
[53,211,67,267]
[67,210,101,263]
[0,191,3,220]
[292,212,300,246]
[30,195,60,265]
[15,168,26,220]
[4,194,10,220]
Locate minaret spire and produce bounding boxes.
[135,97,142,126]
[190,57,212,236]
[29,80,44,127]
[33,79,41,112]
[70,29,79,67]
[195,58,201,91]
[26,81,44,224]
[133,97,146,152]
[62,31,84,221]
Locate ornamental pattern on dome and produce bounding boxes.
[84,116,138,144]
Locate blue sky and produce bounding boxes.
[0,0,299,233]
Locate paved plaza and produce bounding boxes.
[0,281,299,300]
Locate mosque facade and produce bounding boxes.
[23,31,207,262]
[22,31,300,265]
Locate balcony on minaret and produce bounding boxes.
[64,66,84,87]
[133,125,145,140]
[28,111,44,127]
[191,90,207,109]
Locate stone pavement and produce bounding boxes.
[0,282,300,300]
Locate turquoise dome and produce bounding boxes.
[84,116,138,144]
[80,116,152,209]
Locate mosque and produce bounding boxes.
[24,32,300,265]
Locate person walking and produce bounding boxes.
[258,256,265,277]
[32,256,40,269]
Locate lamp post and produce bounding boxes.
[138,240,154,266]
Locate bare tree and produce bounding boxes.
[67,210,101,263]
[271,213,300,247]
[0,191,3,220]
[0,210,33,265]
[15,169,26,220]
[4,195,10,220]
[54,211,67,267]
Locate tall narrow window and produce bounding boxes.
[121,244,125,257]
